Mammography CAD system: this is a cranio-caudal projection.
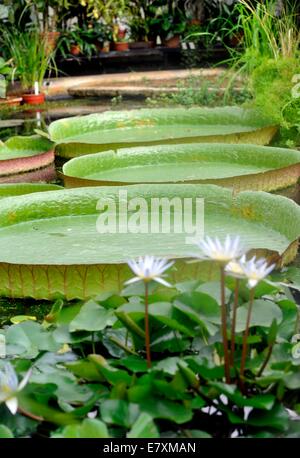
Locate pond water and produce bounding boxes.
[0,97,145,141]
[0,97,146,185]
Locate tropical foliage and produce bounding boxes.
[0,256,300,438]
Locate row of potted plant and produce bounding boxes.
[0,27,56,105]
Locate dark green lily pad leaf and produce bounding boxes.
[127,413,159,438]
[283,371,300,389]
[136,398,193,424]
[100,399,140,428]
[179,430,211,438]
[52,419,109,438]
[88,355,133,385]
[197,281,232,304]
[52,325,91,344]
[65,360,105,382]
[247,403,289,431]
[0,405,38,437]
[117,301,196,337]
[174,291,221,325]
[235,300,283,332]
[0,425,14,438]
[209,382,275,410]
[29,365,95,404]
[112,356,148,373]
[277,299,298,340]
[151,332,190,353]
[69,300,116,332]
[186,357,225,380]
[4,321,60,358]
[154,357,188,375]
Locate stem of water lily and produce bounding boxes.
[220,266,230,383]
[144,281,152,368]
[257,343,274,378]
[18,407,43,422]
[230,278,240,368]
[240,287,255,384]
[91,332,96,354]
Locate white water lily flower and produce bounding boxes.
[0,363,31,415]
[239,256,275,289]
[195,235,245,264]
[126,256,174,287]
[225,254,247,278]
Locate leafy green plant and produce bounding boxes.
[152,4,187,41]
[0,56,14,98]
[57,27,98,58]
[0,254,299,438]
[147,76,251,107]
[0,57,14,80]
[0,26,56,92]
[218,0,300,144]
[249,57,300,127]
[128,0,157,42]
[227,0,300,74]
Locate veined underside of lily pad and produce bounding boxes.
[0,184,299,300]
[0,164,57,185]
[62,143,300,197]
[48,107,278,158]
[0,135,55,176]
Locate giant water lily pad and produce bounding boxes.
[48,107,277,158]
[0,183,62,199]
[62,143,300,194]
[0,135,54,176]
[0,164,57,185]
[0,184,299,300]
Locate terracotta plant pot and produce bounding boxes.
[22,93,45,105]
[70,44,81,56]
[164,35,180,48]
[113,42,129,52]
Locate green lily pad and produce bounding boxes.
[127,413,159,438]
[0,183,62,199]
[0,184,299,300]
[62,143,300,195]
[52,419,109,438]
[49,107,277,158]
[0,135,55,176]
